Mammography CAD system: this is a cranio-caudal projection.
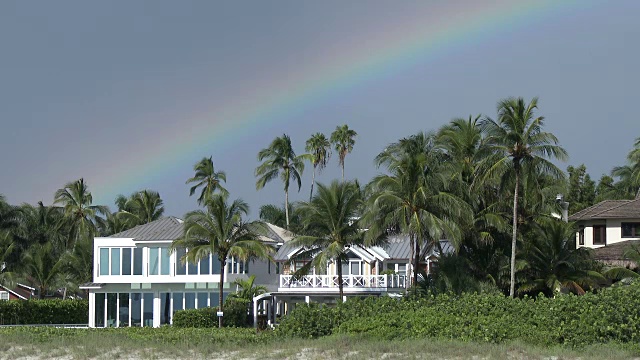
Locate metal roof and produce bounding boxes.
[110,216,184,241]
[569,199,640,221]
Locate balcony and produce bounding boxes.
[278,274,407,293]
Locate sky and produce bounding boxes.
[1,0,639,219]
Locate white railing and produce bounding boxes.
[279,274,407,289]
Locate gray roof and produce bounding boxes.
[110,217,184,241]
[109,217,290,243]
[569,199,640,221]
[273,235,451,262]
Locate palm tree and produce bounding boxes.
[306,133,331,201]
[22,242,65,299]
[258,203,301,232]
[54,178,108,248]
[229,274,268,301]
[255,134,308,229]
[480,97,568,297]
[330,125,357,180]
[519,219,604,296]
[119,190,165,226]
[170,194,272,328]
[293,180,364,301]
[186,157,228,205]
[366,132,471,286]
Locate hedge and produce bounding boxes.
[276,281,640,347]
[0,299,88,325]
[173,298,250,328]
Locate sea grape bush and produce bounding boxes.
[173,298,250,328]
[276,281,640,347]
[0,299,87,325]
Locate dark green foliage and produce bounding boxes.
[223,298,250,328]
[172,307,218,328]
[172,298,250,328]
[277,282,640,347]
[0,300,88,325]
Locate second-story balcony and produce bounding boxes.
[278,274,407,293]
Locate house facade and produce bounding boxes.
[0,283,34,301]
[570,198,640,249]
[81,217,286,328]
[81,216,451,328]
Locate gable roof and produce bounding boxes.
[110,217,184,241]
[0,284,29,300]
[569,199,640,221]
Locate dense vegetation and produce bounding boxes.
[1,96,640,301]
[277,281,640,347]
[0,299,87,325]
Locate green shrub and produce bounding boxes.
[173,298,250,328]
[0,299,88,325]
[275,281,640,347]
[223,298,250,328]
[173,307,218,328]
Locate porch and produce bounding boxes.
[278,274,407,293]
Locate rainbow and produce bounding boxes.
[93,0,593,203]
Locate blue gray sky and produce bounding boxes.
[1,1,639,218]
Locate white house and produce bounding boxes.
[81,216,452,328]
[80,217,287,328]
[570,198,640,249]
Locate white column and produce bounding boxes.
[305,296,310,304]
[153,292,161,328]
[88,292,95,328]
[253,299,259,328]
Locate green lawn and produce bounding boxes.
[0,327,638,360]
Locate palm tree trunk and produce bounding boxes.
[285,189,290,229]
[219,257,226,328]
[337,257,344,303]
[341,163,345,181]
[413,236,420,287]
[310,168,316,202]
[408,233,415,287]
[509,169,520,298]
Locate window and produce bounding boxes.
[578,226,585,246]
[622,223,640,238]
[133,248,143,275]
[111,248,121,275]
[176,248,187,275]
[197,292,208,308]
[228,257,248,274]
[99,248,109,276]
[149,248,159,275]
[161,248,171,275]
[593,225,606,245]
[122,248,132,276]
[0,291,9,300]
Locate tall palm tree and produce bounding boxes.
[366,132,471,286]
[255,134,308,229]
[119,190,165,226]
[54,178,108,248]
[186,157,228,205]
[330,125,357,180]
[293,180,364,301]
[170,195,272,328]
[306,133,332,201]
[480,97,568,297]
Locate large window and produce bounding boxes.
[175,249,214,275]
[594,225,606,245]
[149,246,172,276]
[95,292,153,328]
[622,223,640,238]
[99,248,143,276]
[228,257,248,274]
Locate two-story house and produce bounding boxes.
[81,216,452,328]
[571,198,640,267]
[81,217,290,328]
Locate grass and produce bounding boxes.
[1,327,639,359]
